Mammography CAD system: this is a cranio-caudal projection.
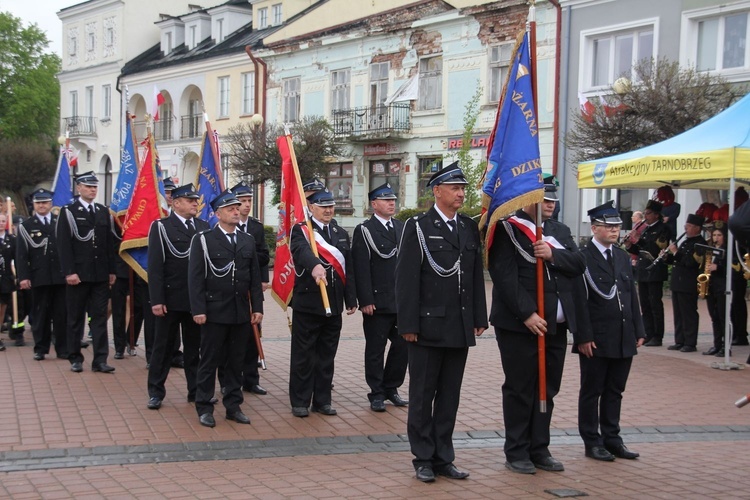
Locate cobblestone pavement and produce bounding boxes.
[0,286,748,498]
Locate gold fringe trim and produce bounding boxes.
[482,188,544,268]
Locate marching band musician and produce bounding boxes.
[627,200,671,347]
[0,213,16,351]
[623,211,646,266]
[146,184,210,410]
[189,190,263,428]
[16,189,67,360]
[56,171,117,373]
[701,223,728,357]
[663,213,705,353]
[396,162,487,482]
[575,201,645,462]
[288,187,357,418]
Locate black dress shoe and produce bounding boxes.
[680,345,697,352]
[33,353,44,361]
[14,338,26,347]
[732,337,749,346]
[606,444,639,459]
[370,399,386,412]
[703,347,720,355]
[199,414,216,428]
[415,466,435,483]
[292,406,309,417]
[71,362,83,373]
[80,341,89,348]
[585,446,615,461]
[147,397,162,410]
[245,384,267,395]
[311,404,337,415]
[386,393,408,406]
[92,363,115,373]
[127,347,137,356]
[226,411,251,424]
[435,464,469,479]
[715,349,731,357]
[0,341,5,351]
[114,351,124,360]
[644,338,662,347]
[667,344,683,350]
[532,456,564,472]
[505,459,536,474]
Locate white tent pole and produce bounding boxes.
[724,176,735,365]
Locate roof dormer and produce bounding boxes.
[156,15,185,56]
[183,9,211,51]
[207,2,253,44]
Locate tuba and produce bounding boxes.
[697,250,712,299]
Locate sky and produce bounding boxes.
[1,0,76,56]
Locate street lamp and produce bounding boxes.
[250,113,264,128]
[613,77,632,95]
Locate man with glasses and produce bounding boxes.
[575,201,645,462]
[627,200,670,346]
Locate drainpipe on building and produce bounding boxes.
[245,46,268,221]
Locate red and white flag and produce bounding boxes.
[152,86,165,121]
[578,92,595,123]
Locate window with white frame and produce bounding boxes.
[258,7,268,29]
[583,22,655,89]
[283,77,300,123]
[272,3,282,25]
[102,84,111,119]
[85,86,94,117]
[331,69,350,112]
[418,56,442,111]
[70,91,78,117]
[241,72,255,115]
[489,43,513,103]
[218,76,230,118]
[217,18,224,43]
[370,62,389,108]
[689,10,750,73]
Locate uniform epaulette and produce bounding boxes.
[249,216,261,223]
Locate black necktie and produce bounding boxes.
[446,220,456,232]
[386,221,394,233]
[43,217,49,226]
[323,224,330,240]
[186,219,194,232]
[228,232,236,248]
[239,223,246,233]
[605,248,613,268]
[88,205,95,217]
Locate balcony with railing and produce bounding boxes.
[332,103,410,140]
[133,118,174,142]
[181,115,202,139]
[62,116,97,137]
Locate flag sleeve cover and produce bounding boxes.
[195,132,222,227]
[271,135,306,309]
[479,30,544,251]
[120,134,167,280]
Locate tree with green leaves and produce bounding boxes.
[0,12,61,141]
[448,83,486,213]
[225,116,346,203]
[566,57,743,166]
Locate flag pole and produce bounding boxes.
[6,197,19,330]
[528,2,547,414]
[283,125,332,316]
[203,110,225,191]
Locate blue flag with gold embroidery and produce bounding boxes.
[480,31,544,248]
[195,131,223,226]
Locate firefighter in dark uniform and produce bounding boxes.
[228,181,269,395]
[16,188,67,360]
[396,163,487,483]
[146,184,210,410]
[352,182,408,412]
[56,171,116,373]
[189,191,263,428]
[664,213,705,352]
[627,199,671,346]
[289,188,357,418]
[575,201,645,462]
[488,177,586,475]
[0,212,17,350]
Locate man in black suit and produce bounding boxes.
[396,163,487,483]
[189,190,263,428]
[289,188,357,418]
[16,188,67,360]
[627,200,671,346]
[146,184,210,410]
[57,171,116,373]
[664,213,705,352]
[575,201,644,462]
[230,181,269,396]
[488,177,586,475]
[352,183,408,412]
